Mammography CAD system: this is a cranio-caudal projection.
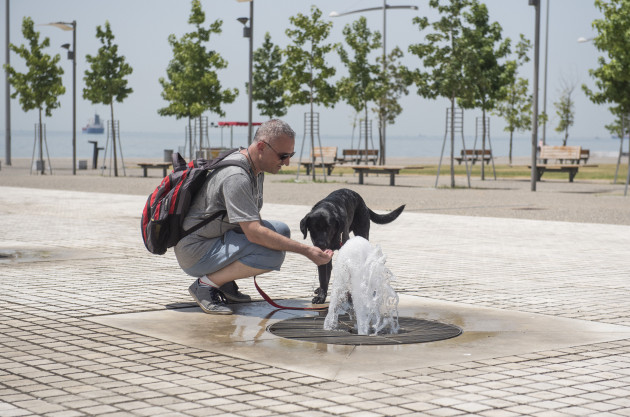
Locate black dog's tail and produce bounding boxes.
[368,204,405,224]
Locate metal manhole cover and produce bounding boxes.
[267,315,462,345]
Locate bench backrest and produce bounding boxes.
[310,146,338,160]
[539,146,581,161]
[460,149,492,156]
[342,148,378,156]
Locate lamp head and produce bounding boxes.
[237,17,249,26]
[329,11,340,17]
[61,43,70,50]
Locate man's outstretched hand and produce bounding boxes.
[307,247,333,266]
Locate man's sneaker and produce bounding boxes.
[189,280,233,315]
[219,281,252,303]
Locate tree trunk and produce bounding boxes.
[310,93,315,181]
[111,102,118,177]
[481,107,486,181]
[450,96,455,188]
[188,118,193,161]
[509,129,514,165]
[364,104,369,165]
[38,108,44,175]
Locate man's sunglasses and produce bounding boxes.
[263,141,295,161]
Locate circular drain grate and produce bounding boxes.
[267,315,462,345]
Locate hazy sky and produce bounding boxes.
[1,0,610,142]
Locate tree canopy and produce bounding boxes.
[5,17,65,118]
[252,32,286,119]
[281,5,338,180]
[84,20,133,176]
[83,21,133,107]
[408,0,476,187]
[158,0,237,121]
[583,0,630,116]
[281,5,337,109]
[5,17,66,174]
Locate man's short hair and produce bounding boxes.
[253,119,295,143]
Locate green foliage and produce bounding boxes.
[554,82,576,145]
[457,1,512,112]
[281,5,337,108]
[408,0,476,187]
[492,35,532,163]
[408,0,474,102]
[251,33,286,118]
[583,0,630,116]
[4,17,65,117]
[337,16,381,114]
[605,105,630,139]
[373,47,411,126]
[83,21,133,106]
[494,77,532,132]
[158,0,237,120]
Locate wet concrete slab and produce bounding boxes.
[88,295,630,381]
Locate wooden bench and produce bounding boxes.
[337,149,379,165]
[299,146,337,175]
[346,165,424,186]
[528,146,597,182]
[454,149,492,165]
[138,162,171,177]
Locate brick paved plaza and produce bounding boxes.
[2,184,630,416]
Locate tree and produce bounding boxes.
[251,32,286,118]
[373,47,411,164]
[4,17,65,175]
[554,80,576,146]
[606,105,630,183]
[492,35,532,164]
[584,0,630,128]
[158,0,237,160]
[408,0,475,188]
[583,0,630,194]
[83,21,133,177]
[281,5,337,180]
[606,106,630,140]
[337,16,381,164]
[493,78,531,164]
[458,0,512,180]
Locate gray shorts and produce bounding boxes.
[181,220,290,277]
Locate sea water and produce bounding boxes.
[324,237,400,336]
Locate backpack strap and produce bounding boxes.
[180,151,254,239]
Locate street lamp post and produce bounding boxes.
[330,3,418,165]
[542,0,549,146]
[529,0,541,192]
[237,0,254,145]
[44,21,76,175]
[5,0,11,167]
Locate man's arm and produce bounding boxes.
[239,220,332,266]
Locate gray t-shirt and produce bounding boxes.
[174,151,263,269]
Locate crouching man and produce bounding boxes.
[175,119,333,314]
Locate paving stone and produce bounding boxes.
[3,187,630,417]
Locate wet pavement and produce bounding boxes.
[2,185,630,416]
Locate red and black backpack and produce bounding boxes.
[141,149,250,255]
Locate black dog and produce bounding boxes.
[300,188,405,304]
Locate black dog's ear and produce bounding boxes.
[300,215,309,240]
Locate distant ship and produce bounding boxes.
[82,113,105,134]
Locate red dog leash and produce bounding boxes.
[254,276,328,311]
